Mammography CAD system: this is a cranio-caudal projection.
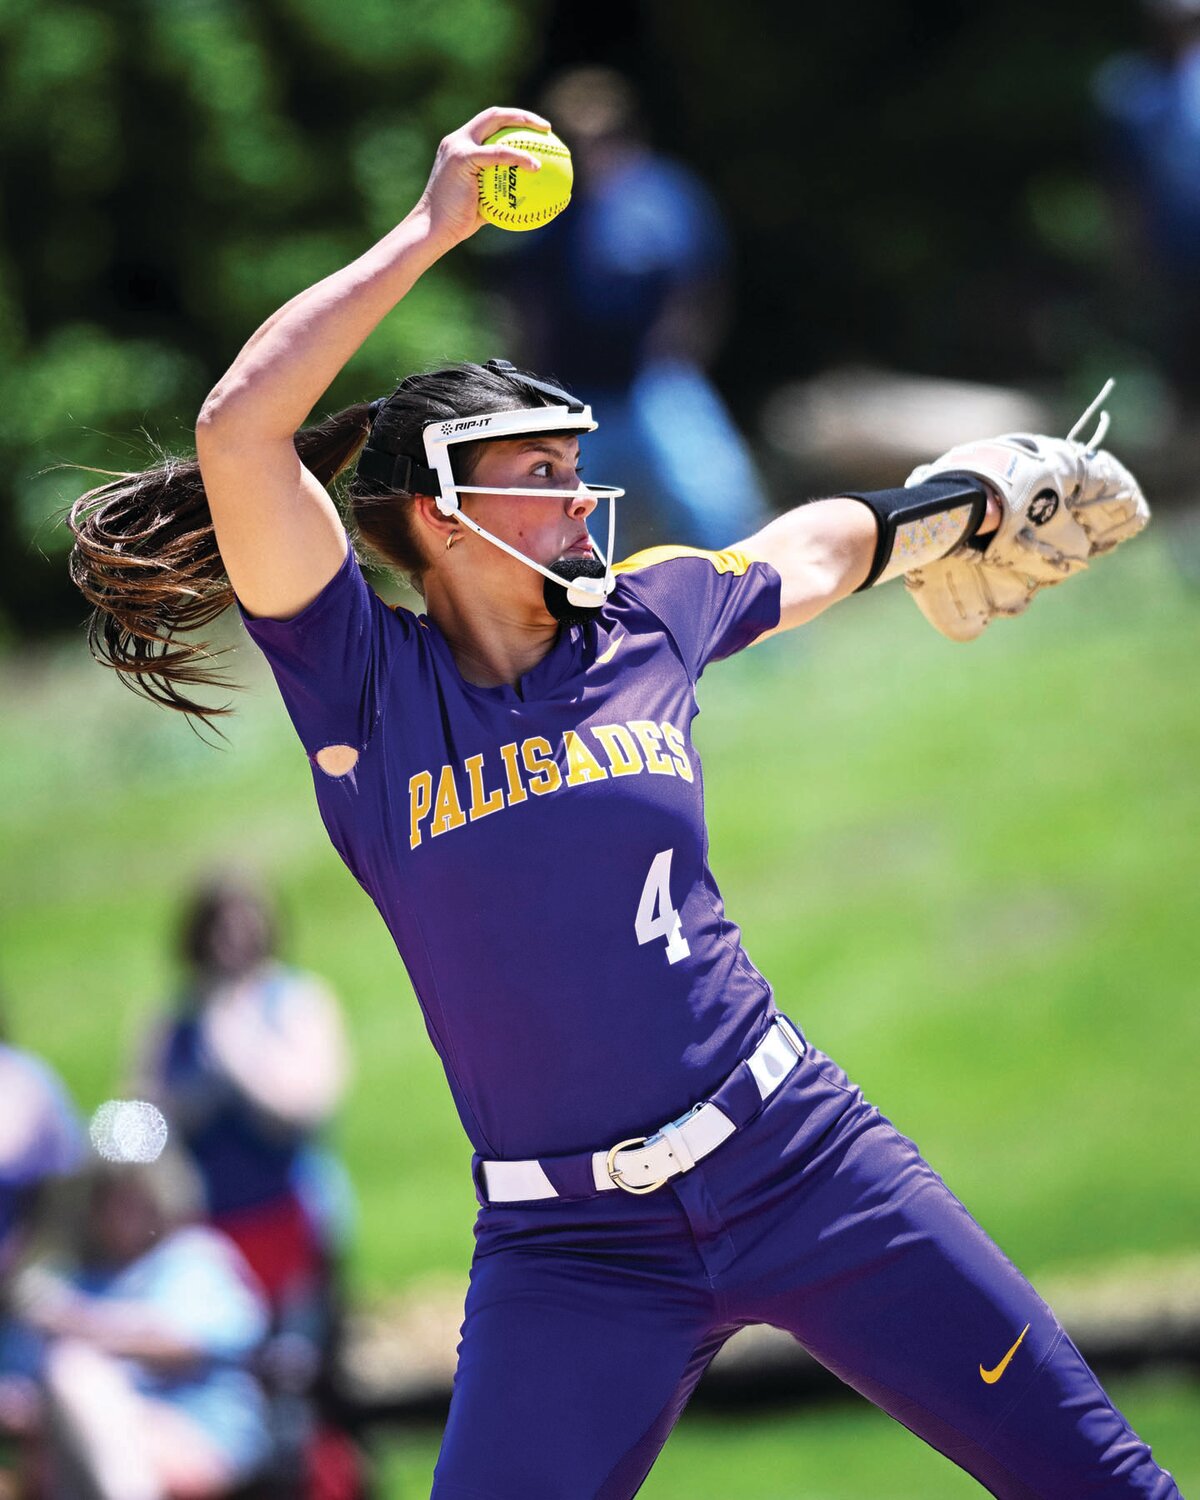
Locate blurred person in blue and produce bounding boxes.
[9,1152,271,1499]
[0,1020,85,1491]
[504,66,769,551]
[135,875,359,1499]
[1094,0,1200,402]
[0,1040,83,1283]
[136,875,352,1331]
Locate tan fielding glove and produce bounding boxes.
[902,416,1149,642]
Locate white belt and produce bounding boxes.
[480,1017,805,1204]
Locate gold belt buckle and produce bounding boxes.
[605,1136,668,1195]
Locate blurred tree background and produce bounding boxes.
[0,0,1159,640]
[0,0,547,635]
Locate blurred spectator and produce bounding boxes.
[1094,0,1200,403]
[505,66,770,551]
[0,1029,84,1495]
[0,1044,83,1281]
[135,875,359,1499]
[136,876,351,1318]
[10,1153,271,1499]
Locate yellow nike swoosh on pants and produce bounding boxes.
[979,1322,1031,1384]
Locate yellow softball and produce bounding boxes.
[478,127,573,232]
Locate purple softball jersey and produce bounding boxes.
[240,542,781,1161]
[241,541,1183,1499]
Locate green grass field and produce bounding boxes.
[3,534,1199,1492]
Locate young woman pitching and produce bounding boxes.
[70,107,1176,1498]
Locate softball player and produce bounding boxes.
[70,108,1178,1498]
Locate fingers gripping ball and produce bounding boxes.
[479,128,573,231]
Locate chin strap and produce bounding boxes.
[449,485,620,606]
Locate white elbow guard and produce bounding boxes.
[843,476,991,590]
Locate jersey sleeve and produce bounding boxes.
[612,546,781,679]
[237,544,410,758]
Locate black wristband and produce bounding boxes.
[841,475,990,590]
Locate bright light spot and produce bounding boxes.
[89,1100,169,1164]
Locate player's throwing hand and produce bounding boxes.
[415,106,551,249]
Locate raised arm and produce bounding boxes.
[737,488,1003,639]
[195,106,550,621]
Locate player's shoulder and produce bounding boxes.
[608,546,760,657]
[613,544,755,581]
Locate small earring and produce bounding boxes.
[445,530,458,552]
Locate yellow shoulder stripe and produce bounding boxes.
[612,545,752,578]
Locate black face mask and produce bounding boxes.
[543,554,609,625]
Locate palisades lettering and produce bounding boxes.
[408,719,693,849]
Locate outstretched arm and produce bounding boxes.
[195,106,550,621]
[736,491,1002,639]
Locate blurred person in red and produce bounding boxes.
[134,875,359,1499]
[136,875,351,1322]
[503,66,769,551]
[9,1153,271,1500]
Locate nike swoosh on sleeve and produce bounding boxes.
[595,633,624,666]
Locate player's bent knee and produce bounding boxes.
[314,744,359,777]
[980,1330,1181,1496]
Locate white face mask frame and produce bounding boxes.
[421,405,625,607]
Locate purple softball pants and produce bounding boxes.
[432,1041,1181,1499]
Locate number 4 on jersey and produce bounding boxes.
[635,848,690,965]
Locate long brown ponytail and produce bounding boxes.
[67,406,373,727]
[68,361,567,729]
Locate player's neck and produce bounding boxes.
[425,578,559,689]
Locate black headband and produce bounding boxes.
[355,359,582,497]
[483,358,585,414]
[356,448,442,497]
